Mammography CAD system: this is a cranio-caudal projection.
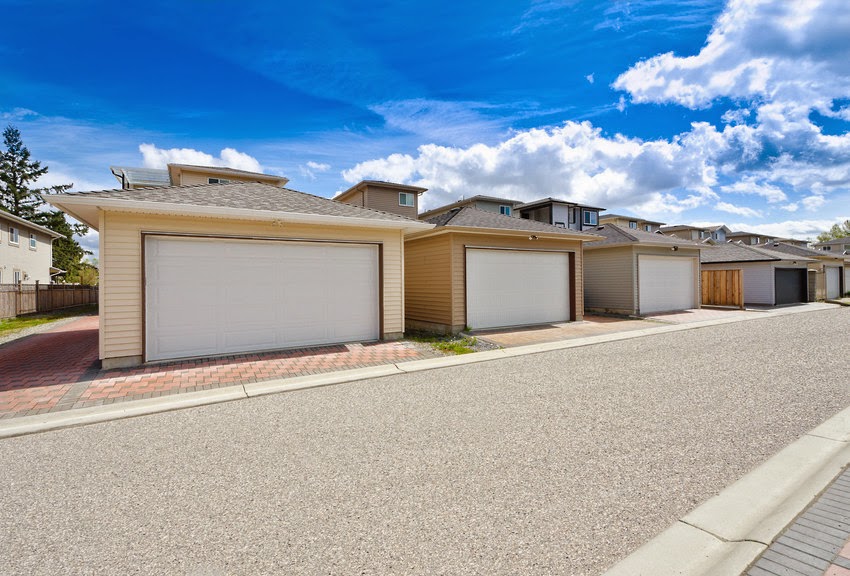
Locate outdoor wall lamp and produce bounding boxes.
[672,246,679,251]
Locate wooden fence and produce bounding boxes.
[0,282,98,319]
[700,269,744,309]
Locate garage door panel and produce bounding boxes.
[145,237,379,362]
[638,256,696,314]
[466,249,570,330]
[826,266,840,299]
[775,268,807,305]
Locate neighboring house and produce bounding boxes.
[404,207,599,333]
[726,231,778,245]
[334,180,428,220]
[661,224,731,243]
[516,197,605,231]
[45,182,432,369]
[757,241,846,300]
[0,211,64,284]
[813,237,850,254]
[417,195,522,220]
[599,213,666,233]
[583,224,703,315]
[700,243,813,306]
[110,163,289,189]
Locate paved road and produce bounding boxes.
[1,308,849,575]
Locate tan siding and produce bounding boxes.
[341,190,364,207]
[100,211,404,362]
[583,246,636,314]
[404,234,453,327]
[177,172,271,186]
[448,233,584,327]
[363,189,418,219]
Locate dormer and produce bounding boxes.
[335,180,427,219]
[167,164,289,187]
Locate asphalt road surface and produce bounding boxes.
[1,307,849,575]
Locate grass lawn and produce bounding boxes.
[406,332,479,355]
[0,305,97,336]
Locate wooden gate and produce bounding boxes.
[701,269,744,309]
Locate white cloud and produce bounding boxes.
[781,202,799,212]
[720,179,786,203]
[613,0,850,111]
[716,201,762,218]
[138,143,262,173]
[801,194,826,211]
[586,73,595,84]
[298,160,332,181]
[728,218,850,239]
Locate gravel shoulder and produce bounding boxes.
[0,307,848,575]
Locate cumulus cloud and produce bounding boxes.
[586,73,595,84]
[801,194,826,211]
[139,143,262,173]
[720,179,786,203]
[298,160,331,180]
[728,218,850,240]
[716,201,762,218]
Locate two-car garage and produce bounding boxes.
[144,235,381,362]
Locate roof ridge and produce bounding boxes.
[603,222,639,242]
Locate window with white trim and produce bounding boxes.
[628,221,637,229]
[644,224,651,232]
[9,226,18,245]
[208,177,231,184]
[13,270,21,284]
[499,205,511,216]
[29,233,37,250]
[583,210,598,226]
[399,192,415,207]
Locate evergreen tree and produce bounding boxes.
[0,124,90,282]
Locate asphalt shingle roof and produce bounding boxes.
[756,241,840,259]
[699,242,804,263]
[425,207,599,236]
[585,223,702,247]
[58,181,420,223]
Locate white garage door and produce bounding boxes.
[638,255,696,314]
[145,236,379,362]
[466,249,570,330]
[826,266,841,299]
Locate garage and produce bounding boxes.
[774,268,807,305]
[638,255,696,314]
[466,248,570,330]
[826,266,841,299]
[145,235,379,362]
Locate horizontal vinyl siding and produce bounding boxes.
[100,212,404,361]
[404,235,453,327]
[448,233,584,327]
[583,246,635,314]
[365,189,418,219]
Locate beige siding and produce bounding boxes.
[364,189,418,219]
[99,211,404,363]
[404,234,454,328]
[0,216,55,284]
[583,246,635,314]
[448,233,584,327]
[177,172,269,186]
[341,190,364,207]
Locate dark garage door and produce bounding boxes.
[774,268,807,305]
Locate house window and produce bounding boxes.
[29,233,37,250]
[644,224,651,232]
[582,210,598,226]
[823,246,831,251]
[13,270,21,284]
[208,178,231,184]
[499,205,512,216]
[568,209,576,224]
[629,221,637,229]
[399,192,415,207]
[9,226,18,245]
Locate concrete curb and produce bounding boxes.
[602,404,850,576]
[0,302,840,440]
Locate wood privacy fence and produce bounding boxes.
[0,282,98,320]
[701,269,744,309]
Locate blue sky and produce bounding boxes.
[3,0,850,253]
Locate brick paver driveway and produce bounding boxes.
[0,315,437,420]
[471,314,658,347]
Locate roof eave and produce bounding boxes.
[405,225,598,242]
[43,195,433,234]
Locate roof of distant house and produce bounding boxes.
[584,223,703,249]
[422,206,600,239]
[700,242,813,263]
[756,241,845,260]
[514,197,605,211]
[417,195,522,219]
[599,213,666,225]
[0,210,64,238]
[335,180,428,204]
[110,166,171,187]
